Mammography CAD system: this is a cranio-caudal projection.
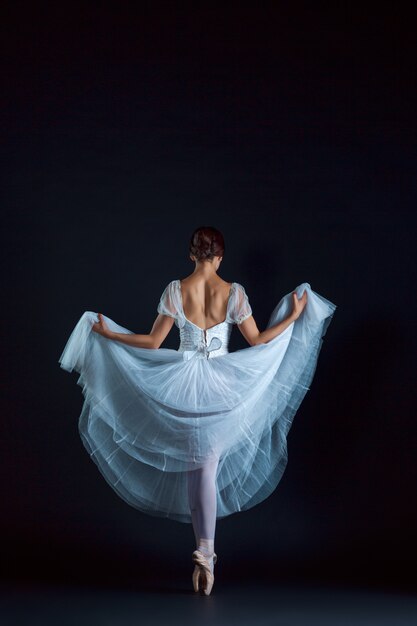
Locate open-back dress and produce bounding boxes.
[59,280,336,523]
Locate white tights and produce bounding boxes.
[187,455,220,548]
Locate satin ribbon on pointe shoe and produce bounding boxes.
[192,549,217,595]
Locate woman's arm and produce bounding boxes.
[238,290,307,347]
[92,313,175,349]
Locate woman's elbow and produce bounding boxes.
[148,332,166,350]
[251,333,268,346]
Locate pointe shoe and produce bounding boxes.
[192,549,217,595]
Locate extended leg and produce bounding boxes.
[187,465,201,547]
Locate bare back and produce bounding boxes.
[179,275,233,331]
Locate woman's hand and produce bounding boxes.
[92,313,111,338]
[291,290,308,320]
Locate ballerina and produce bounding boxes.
[59,225,336,595]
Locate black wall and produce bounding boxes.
[2,3,416,591]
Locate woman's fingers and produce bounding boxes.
[292,290,308,318]
[92,313,105,334]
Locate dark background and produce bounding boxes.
[2,1,416,595]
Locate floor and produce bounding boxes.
[3,578,417,626]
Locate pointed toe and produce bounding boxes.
[192,549,216,596]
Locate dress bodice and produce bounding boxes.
[157,278,253,360]
[178,318,233,359]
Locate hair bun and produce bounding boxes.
[189,226,225,261]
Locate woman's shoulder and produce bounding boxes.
[159,279,179,292]
[228,282,252,323]
[230,281,247,293]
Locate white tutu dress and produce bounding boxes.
[59,280,336,523]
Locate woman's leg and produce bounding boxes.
[187,455,219,570]
[187,465,201,547]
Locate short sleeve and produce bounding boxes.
[156,280,185,327]
[228,283,253,325]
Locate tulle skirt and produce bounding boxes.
[59,282,336,523]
